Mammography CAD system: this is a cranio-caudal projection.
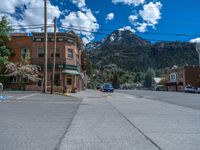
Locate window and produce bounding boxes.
[10,76,17,83]
[68,48,73,59]
[35,38,42,42]
[67,78,72,85]
[57,38,64,42]
[38,48,44,57]
[66,38,74,44]
[51,48,60,57]
[170,73,177,81]
[21,48,29,58]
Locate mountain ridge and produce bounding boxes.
[85,29,198,71]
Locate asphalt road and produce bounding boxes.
[117,90,200,110]
[58,90,200,150]
[0,92,81,150]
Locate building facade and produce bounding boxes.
[166,66,200,92]
[5,32,84,93]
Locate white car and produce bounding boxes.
[184,86,195,93]
[195,88,200,94]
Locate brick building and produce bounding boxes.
[5,32,85,93]
[166,66,200,92]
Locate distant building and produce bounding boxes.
[5,32,85,93]
[166,66,200,92]
[152,77,165,90]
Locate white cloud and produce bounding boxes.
[106,13,114,21]
[71,0,86,9]
[128,15,138,24]
[62,9,99,44]
[0,0,61,32]
[139,2,162,25]
[118,26,135,32]
[190,38,200,43]
[112,0,145,6]
[136,23,148,32]
[127,1,162,32]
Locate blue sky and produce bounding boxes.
[0,0,200,44]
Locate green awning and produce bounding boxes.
[62,69,80,75]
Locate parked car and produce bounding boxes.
[96,84,101,90]
[195,87,200,94]
[101,83,114,92]
[184,86,195,93]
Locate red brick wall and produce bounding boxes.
[5,35,32,63]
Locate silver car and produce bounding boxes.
[195,88,200,94]
[184,86,195,93]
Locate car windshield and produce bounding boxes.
[104,84,112,88]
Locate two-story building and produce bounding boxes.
[5,32,84,93]
[166,66,200,91]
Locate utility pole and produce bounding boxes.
[51,17,57,94]
[44,0,48,93]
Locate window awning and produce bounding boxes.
[62,69,80,75]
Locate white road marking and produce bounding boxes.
[125,96,135,99]
[17,93,38,100]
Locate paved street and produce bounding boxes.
[0,92,81,150]
[59,90,200,150]
[117,90,200,110]
[1,90,200,150]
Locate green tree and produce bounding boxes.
[144,69,155,88]
[0,16,13,87]
[112,73,120,89]
[5,52,40,90]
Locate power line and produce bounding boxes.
[8,24,198,43]
[0,7,59,12]
[61,24,200,37]
[12,25,54,31]
[60,26,188,43]
[2,22,200,37]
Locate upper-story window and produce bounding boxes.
[57,38,64,42]
[66,38,74,44]
[35,38,42,42]
[68,48,73,60]
[170,73,177,81]
[38,48,44,57]
[51,48,60,57]
[21,48,29,58]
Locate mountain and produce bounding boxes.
[85,29,198,71]
[85,30,150,51]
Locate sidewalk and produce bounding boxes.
[58,90,158,150]
[109,92,200,150]
[58,90,200,150]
